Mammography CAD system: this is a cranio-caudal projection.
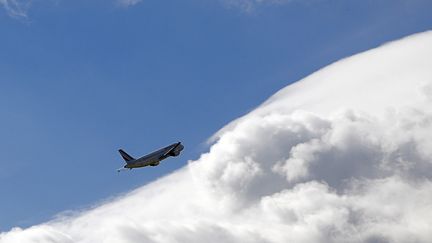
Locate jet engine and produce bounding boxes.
[170,150,180,156]
[170,144,184,157]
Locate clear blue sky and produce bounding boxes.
[0,0,431,231]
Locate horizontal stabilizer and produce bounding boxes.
[118,149,135,162]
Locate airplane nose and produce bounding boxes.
[179,144,184,151]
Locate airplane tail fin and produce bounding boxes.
[118,149,135,162]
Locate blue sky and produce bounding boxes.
[0,0,431,231]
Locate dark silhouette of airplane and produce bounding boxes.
[117,142,184,172]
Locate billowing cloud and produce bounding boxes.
[2,31,432,243]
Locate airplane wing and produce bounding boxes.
[161,142,181,158]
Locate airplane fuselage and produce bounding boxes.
[122,142,184,169]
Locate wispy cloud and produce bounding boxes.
[0,0,142,18]
[0,0,304,18]
[221,0,297,12]
[1,31,432,243]
[0,0,30,18]
[116,0,142,8]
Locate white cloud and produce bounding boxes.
[2,31,432,243]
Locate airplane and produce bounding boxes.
[117,142,184,172]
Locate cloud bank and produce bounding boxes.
[2,31,432,243]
